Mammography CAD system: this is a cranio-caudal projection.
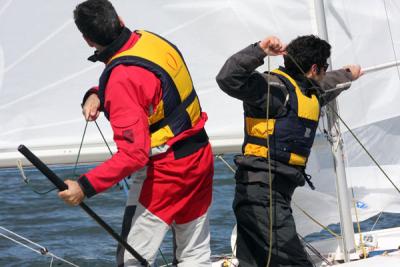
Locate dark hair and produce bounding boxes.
[283,35,331,75]
[74,0,123,46]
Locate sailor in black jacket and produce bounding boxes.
[216,35,362,267]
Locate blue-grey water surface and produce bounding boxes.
[0,155,399,267]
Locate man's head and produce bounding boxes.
[283,35,331,81]
[74,0,123,47]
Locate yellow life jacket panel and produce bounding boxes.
[98,30,202,149]
[243,68,320,166]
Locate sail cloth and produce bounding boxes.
[295,0,400,237]
[0,0,399,236]
[0,0,315,166]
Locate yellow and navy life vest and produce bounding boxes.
[243,69,320,166]
[98,30,202,149]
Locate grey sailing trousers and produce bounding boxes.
[116,174,211,267]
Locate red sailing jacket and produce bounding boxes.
[78,31,209,197]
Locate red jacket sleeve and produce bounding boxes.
[78,65,161,197]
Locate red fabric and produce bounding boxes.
[140,143,213,224]
[82,31,212,218]
[84,64,157,193]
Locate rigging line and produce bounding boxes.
[94,121,130,191]
[292,203,340,238]
[94,121,113,155]
[221,257,238,267]
[73,120,89,177]
[93,121,172,264]
[344,144,366,255]
[265,55,273,267]
[286,51,400,193]
[0,226,79,267]
[383,0,400,81]
[351,193,367,259]
[370,211,383,231]
[17,159,57,195]
[340,0,400,230]
[214,155,237,263]
[215,154,236,173]
[18,145,150,266]
[298,235,332,266]
[216,147,338,240]
[327,104,400,194]
[215,52,349,261]
[284,52,400,260]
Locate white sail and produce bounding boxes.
[0,0,317,167]
[294,0,400,238]
[0,0,399,245]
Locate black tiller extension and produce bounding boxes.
[18,144,150,267]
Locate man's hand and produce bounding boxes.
[82,94,100,121]
[259,36,286,56]
[58,180,85,206]
[343,64,363,81]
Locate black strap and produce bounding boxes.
[149,89,197,133]
[304,173,315,190]
[246,135,268,147]
[171,128,208,159]
[245,135,310,157]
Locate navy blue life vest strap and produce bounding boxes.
[245,135,310,157]
[171,128,208,159]
[149,89,198,133]
[98,56,181,120]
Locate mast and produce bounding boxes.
[313,0,355,262]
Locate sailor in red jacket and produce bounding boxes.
[58,1,213,266]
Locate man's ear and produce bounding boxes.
[311,63,319,74]
[83,35,96,47]
[119,16,125,27]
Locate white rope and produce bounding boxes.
[0,226,79,267]
[370,212,383,231]
[215,154,236,173]
[17,159,28,183]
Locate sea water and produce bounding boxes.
[0,155,399,267]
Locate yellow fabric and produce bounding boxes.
[272,69,320,121]
[150,125,174,148]
[186,98,201,127]
[245,117,275,138]
[243,70,318,165]
[288,153,306,166]
[244,143,269,158]
[110,30,193,101]
[244,144,306,166]
[244,118,274,157]
[109,30,202,148]
[148,100,164,125]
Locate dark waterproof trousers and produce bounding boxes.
[233,182,314,267]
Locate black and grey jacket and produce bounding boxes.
[216,43,354,193]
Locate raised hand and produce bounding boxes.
[259,36,286,56]
[343,64,363,81]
